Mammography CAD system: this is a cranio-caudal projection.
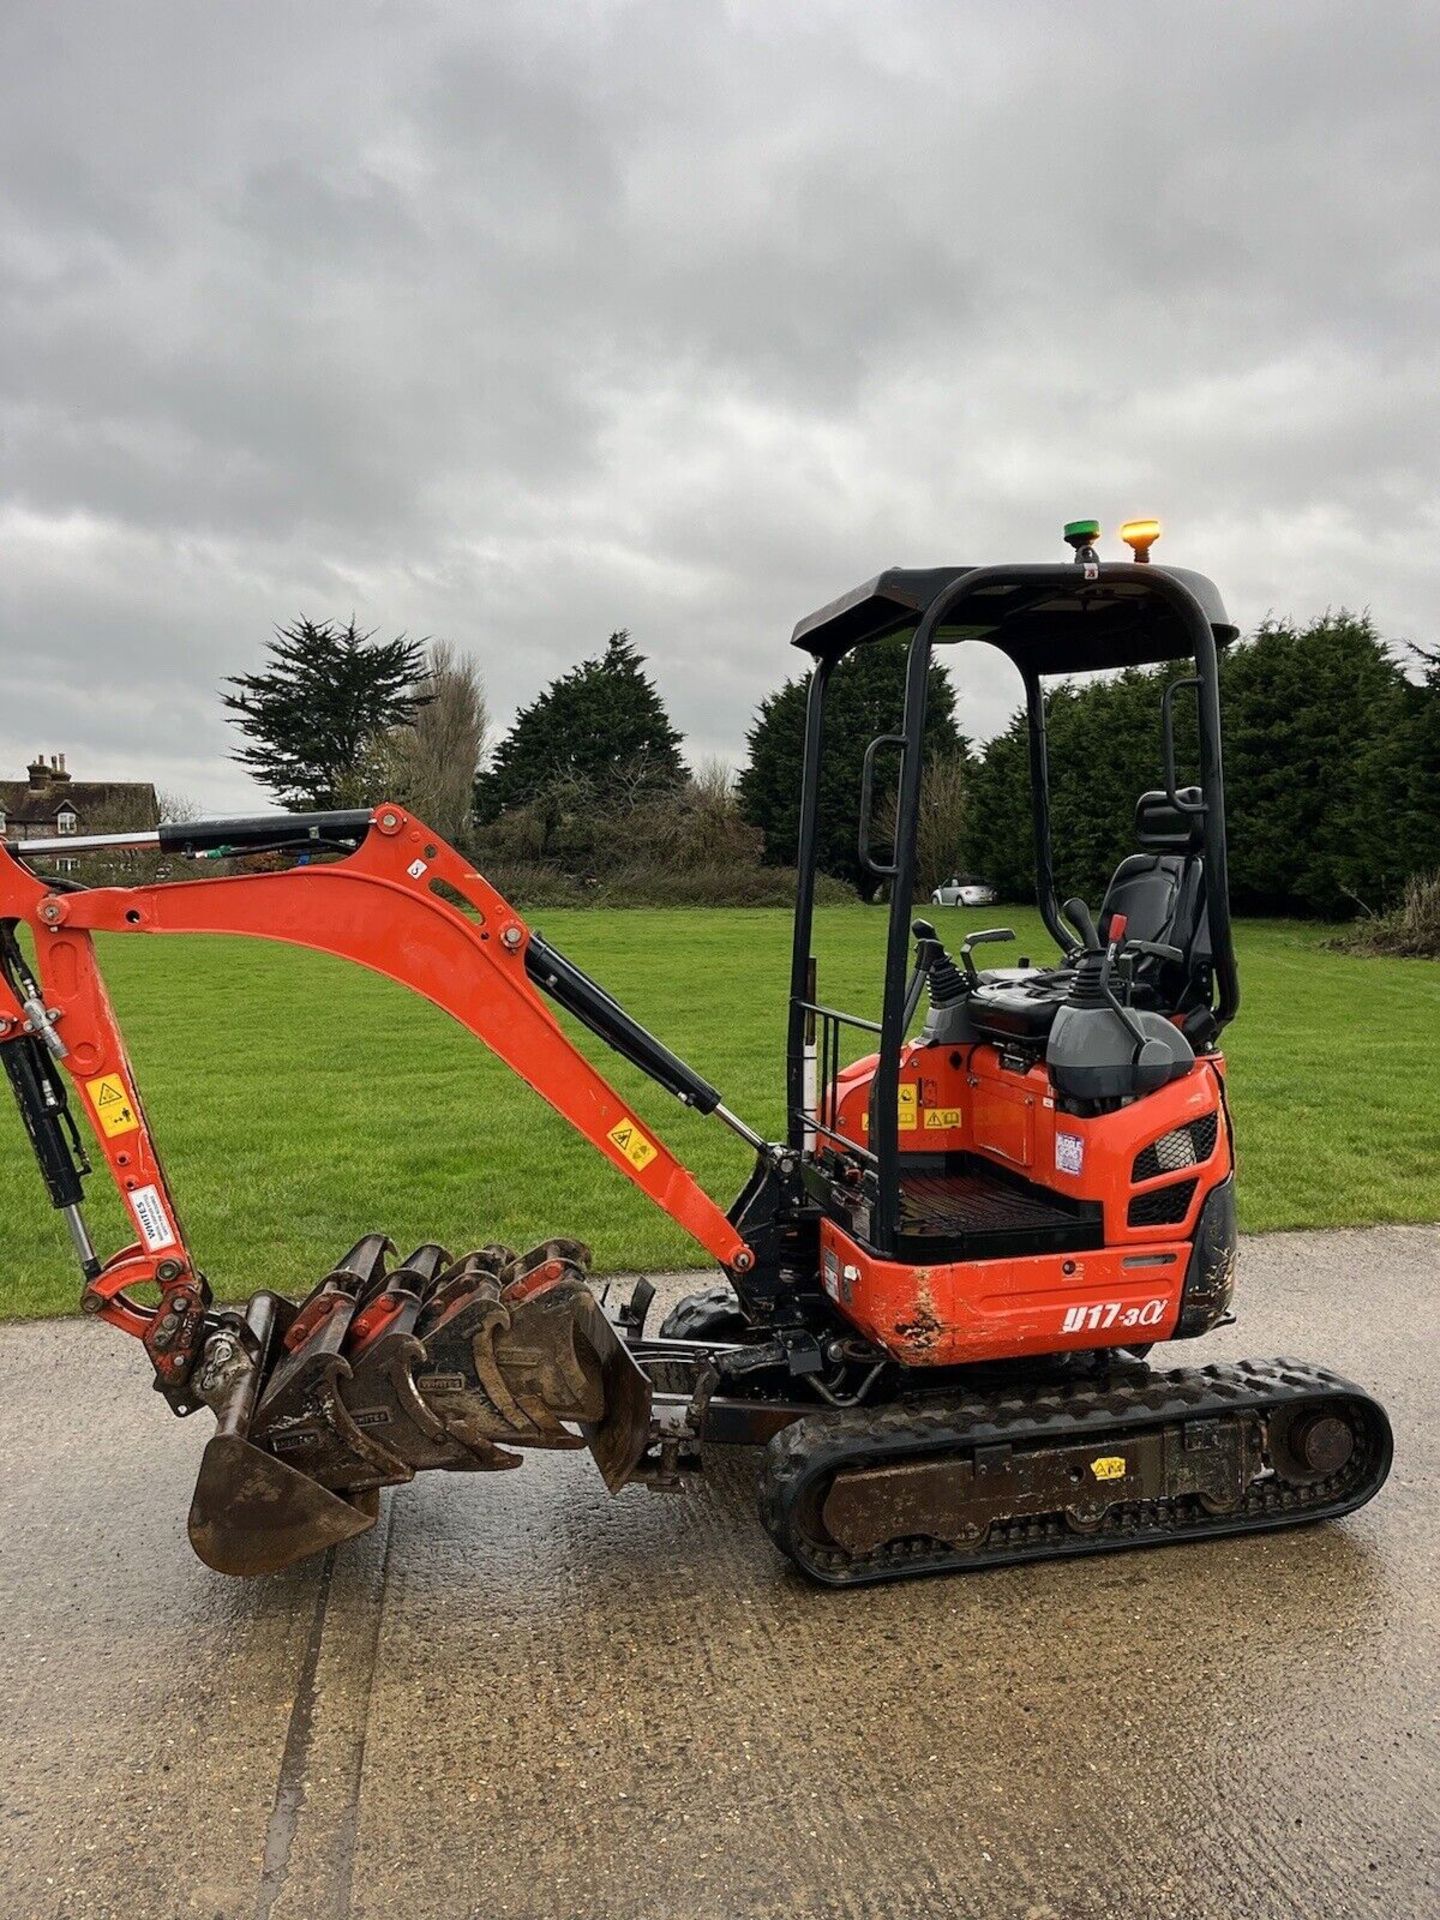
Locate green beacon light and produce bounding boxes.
[1063,518,1102,572]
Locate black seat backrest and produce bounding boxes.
[1099,789,1211,1013]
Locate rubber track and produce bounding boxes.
[757,1357,1393,1586]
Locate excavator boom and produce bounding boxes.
[2,803,753,1337]
[2,805,759,1571]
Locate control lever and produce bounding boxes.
[958,926,1016,987]
[1105,914,1185,995]
[1103,911,1129,985]
[1062,896,1100,952]
[1090,912,1175,1091]
[1122,937,1185,965]
[903,920,946,1028]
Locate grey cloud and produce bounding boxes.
[2,0,1436,813]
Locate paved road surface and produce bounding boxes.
[2,1225,1436,1920]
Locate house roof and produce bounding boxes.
[0,780,160,828]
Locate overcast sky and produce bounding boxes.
[3,1,1437,813]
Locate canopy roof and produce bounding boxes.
[790,563,1236,672]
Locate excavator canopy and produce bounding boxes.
[790,562,1237,671]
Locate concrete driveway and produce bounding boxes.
[2,1225,1436,1920]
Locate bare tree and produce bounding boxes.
[155,789,201,825]
[379,642,489,847]
[879,752,970,896]
[630,758,762,867]
[914,753,970,894]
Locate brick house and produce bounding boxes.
[0,755,161,855]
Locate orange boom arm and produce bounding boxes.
[0,806,753,1383]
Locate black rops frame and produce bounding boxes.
[784,561,1241,1255]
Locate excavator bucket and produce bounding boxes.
[185,1287,381,1575]
[185,1239,653,1577]
[190,1436,380,1577]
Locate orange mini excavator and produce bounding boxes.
[2,523,1392,1583]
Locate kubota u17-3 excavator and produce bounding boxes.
[1,521,1392,1584]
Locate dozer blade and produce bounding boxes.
[573,1288,653,1493]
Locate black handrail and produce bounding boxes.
[800,1000,883,1166]
[858,732,906,879]
[785,657,835,1149]
[1024,668,1072,954]
[797,1115,878,1166]
[793,1000,883,1036]
[1161,676,1206,814]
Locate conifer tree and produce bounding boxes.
[223,619,426,810]
[478,631,685,821]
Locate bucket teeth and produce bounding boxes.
[187,1234,653,1575]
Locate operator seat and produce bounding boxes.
[1098,788,1211,1014]
[949,788,1213,1052]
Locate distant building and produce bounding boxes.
[0,755,161,857]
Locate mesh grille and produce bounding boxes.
[1128,1178,1198,1228]
[1132,1112,1219,1183]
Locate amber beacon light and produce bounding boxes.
[1120,518,1162,563]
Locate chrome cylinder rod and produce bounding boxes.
[62,1203,100,1277]
[6,829,162,857]
[712,1101,767,1154]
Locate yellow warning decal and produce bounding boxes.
[857,1095,930,1133]
[607,1117,658,1171]
[924,1107,962,1130]
[85,1074,139,1138]
[1090,1455,1127,1482]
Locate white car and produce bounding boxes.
[931,876,997,908]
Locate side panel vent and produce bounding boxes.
[1128,1178,1199,1228]
[1132,1112,1219,1184]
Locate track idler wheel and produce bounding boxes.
[186,1236,652,1576]
[1267,1402,1357,1485]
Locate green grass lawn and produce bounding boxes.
[3,906,1437,1319]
